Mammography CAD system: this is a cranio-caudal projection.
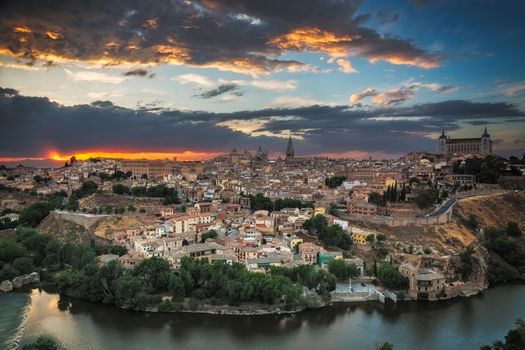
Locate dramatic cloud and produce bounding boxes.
[350,87,378,103]
[123,68,154,78]
[195,84,239,99]
[350,81,458,106]
[0,0,442,74]
[1,88,523,159]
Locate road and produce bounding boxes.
[427,195,464,217]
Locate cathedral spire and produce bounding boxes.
[285,135,294,160]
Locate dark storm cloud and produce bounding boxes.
[1,88,524,158]
[0,0,441,73]
[195,84,239,99]
[123,68,152,78]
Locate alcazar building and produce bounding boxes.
[438,127,492,156]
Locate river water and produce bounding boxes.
[1,285,524,350]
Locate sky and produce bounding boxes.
[0,0,524,165]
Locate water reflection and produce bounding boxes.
[16,286,525,350]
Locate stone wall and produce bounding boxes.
[341,209,452,227]
[50,210,108,230]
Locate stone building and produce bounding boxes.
[438,127,492,156]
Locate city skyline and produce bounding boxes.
[1,0,525,165]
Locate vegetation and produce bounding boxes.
[452,155,509,184]
[18,192,67,227]
[247,193,314,212]
[325,176,346,189]
[0,229,62,281]
[200,229,218,242]
[368,192,386,207]
[328,259,359,280]
[99,170,132,181]
[377,262,408,290]
[483,226,525,284]
[22,335,59,350]
[72,180,98,199]
[129,184,180,205]
[414,189,439,210]
[112,184,131,195]
[506,222,522,237]
[480,319,525,350]
[457,247,474,280]
[56,252,334,311]
[378,343,394,350]
[303,215,352,250]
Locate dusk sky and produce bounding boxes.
[1,0,524,164]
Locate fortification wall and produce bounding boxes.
[50,210,108,230]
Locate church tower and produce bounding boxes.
[480,126,492,155]
[438,128,448,155]
[285,136,294,160]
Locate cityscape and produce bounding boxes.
[1,1,525,350]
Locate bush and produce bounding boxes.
[506,222,522,237]
[13,256,35,275]
[377,262,407,290]
[328,259,359,280]
[22,335,58,350]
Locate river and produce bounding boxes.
[1,285,524,350]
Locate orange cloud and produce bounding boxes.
[368,55,440,69]
[269,27,355,57]
[46,31,61,40]
[13,26,32,33]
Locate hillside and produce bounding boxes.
[356,192,525,256]
[79,192,163,212]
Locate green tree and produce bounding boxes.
[378,342,394,350]
[506,222,522,237]
[19,202,52,227]
[200,230,218,243]
[328,259,359,280]
[414,189,438,210]
[112,184,131,195]
[169,274,186,300]
[368,192,385,207]
[377,262,407,290]
[13,256,35,274]
[132,257,171,293]
[22,335,58,350]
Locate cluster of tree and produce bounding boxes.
[0,229,61,281]
[452,155,516,184]
[71,180,98,199]
[247,193,313,212]
[269,264,336,301]
[456,247,474,280]
[483,225,525,284]
[325,176,346,189]
[115,184,180,205]
[480,319,525,350]
[57,253,331,311]
[413,188,440,210]
[22,335,59,350]
[200,229,218,243]
[18,192,67,227]
[327,259,359,280]
[99,170,132,181]
[0,228,127,283]
[33,175,52,185]
[377,262,408,290]
[302,215,352,250]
